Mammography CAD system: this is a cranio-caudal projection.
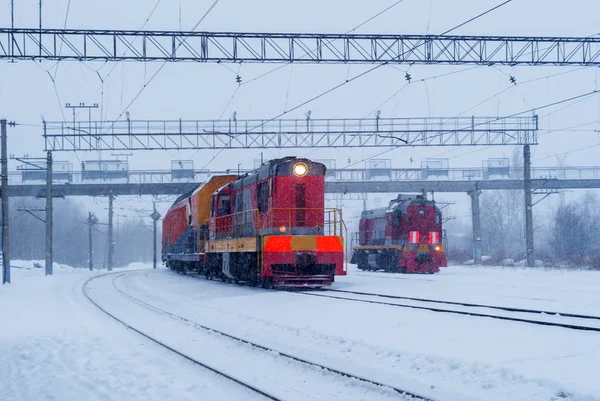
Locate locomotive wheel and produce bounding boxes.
[260,277,274,289]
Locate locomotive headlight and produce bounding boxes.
[293,162,308,177]
[434,246,441,252]
[279,226,287,233]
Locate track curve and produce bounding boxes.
[83,273,281,401]
[107,272,439,401]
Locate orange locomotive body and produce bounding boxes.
[351,194,447,274]
[162,157,346,288]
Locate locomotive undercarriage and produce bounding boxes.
[353,248,405,273]
[167,251,334,288]
[352,248,437,274]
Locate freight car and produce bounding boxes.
[350,194,447,273]
[162,157,347,288]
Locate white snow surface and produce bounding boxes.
[0,263,265,401]
[1,262,599,401]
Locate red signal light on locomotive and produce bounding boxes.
[293,162,308,177]
[429,231,439,244]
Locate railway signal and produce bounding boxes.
[150,205,161,270]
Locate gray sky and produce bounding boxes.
[1,0,600,225]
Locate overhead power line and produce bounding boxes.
[106,0,221,127]
[243,0,409,86]
[440,0,513,35]
[341,89,600,169]
[199,0,409,169]
[243,0,529,140]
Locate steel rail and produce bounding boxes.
[83,273,281,401]
[108,272,439,401]
[296,291,600,332]
[326,289,600,321]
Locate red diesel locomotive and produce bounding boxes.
[351,194,447,273]
[162,157,347,288]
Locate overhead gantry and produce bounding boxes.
[1,29,600,66]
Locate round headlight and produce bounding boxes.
[279,226,287,233]
[434,246,441,252]
[293,162,308,177]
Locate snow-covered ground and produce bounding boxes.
[340,264,600,315]
[1,262,599,401]
[0,262,267,401]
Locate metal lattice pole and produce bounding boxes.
[45,151,53,275]
[87,212,96,271]
[107,194,114,271]
[1,120,10,284]
[524,145,535,267]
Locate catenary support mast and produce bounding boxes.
[1,120,10,284]
[45,151,52,275]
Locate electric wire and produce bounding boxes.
[199,0,409,170]
[84,0,164,105]
[243,0,524,139]
[241,0,408,87]
[341,89,600,169]
[198,86,240,169]
[423,66,592,160]
[350,0,408,33]
[100,0,222,137]
[51,0,72,81]
[355,66,593,165]
[440,0,513,35]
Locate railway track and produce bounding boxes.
[296,289,600,333]
[83,273,280,401]
[84,272,440,401]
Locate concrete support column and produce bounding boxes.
[468,189,482,264]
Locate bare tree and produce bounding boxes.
[8,197,156,268]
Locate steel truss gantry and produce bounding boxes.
[43,116,538,151]
[2,29,600,66]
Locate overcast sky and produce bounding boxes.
[1,0,600,226]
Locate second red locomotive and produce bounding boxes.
[351,193,447,273]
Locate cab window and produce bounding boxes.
[258,181,269,213]
[219,196,231,215]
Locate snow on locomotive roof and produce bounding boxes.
[360,194,437,218]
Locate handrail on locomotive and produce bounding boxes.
[209,207,348,271]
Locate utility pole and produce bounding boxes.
[150,203,162,270]
[1,120,11,284]
[86,212,98,271]
[45,151,53,275]
[524,144,535,267]
[107,194,114,271]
